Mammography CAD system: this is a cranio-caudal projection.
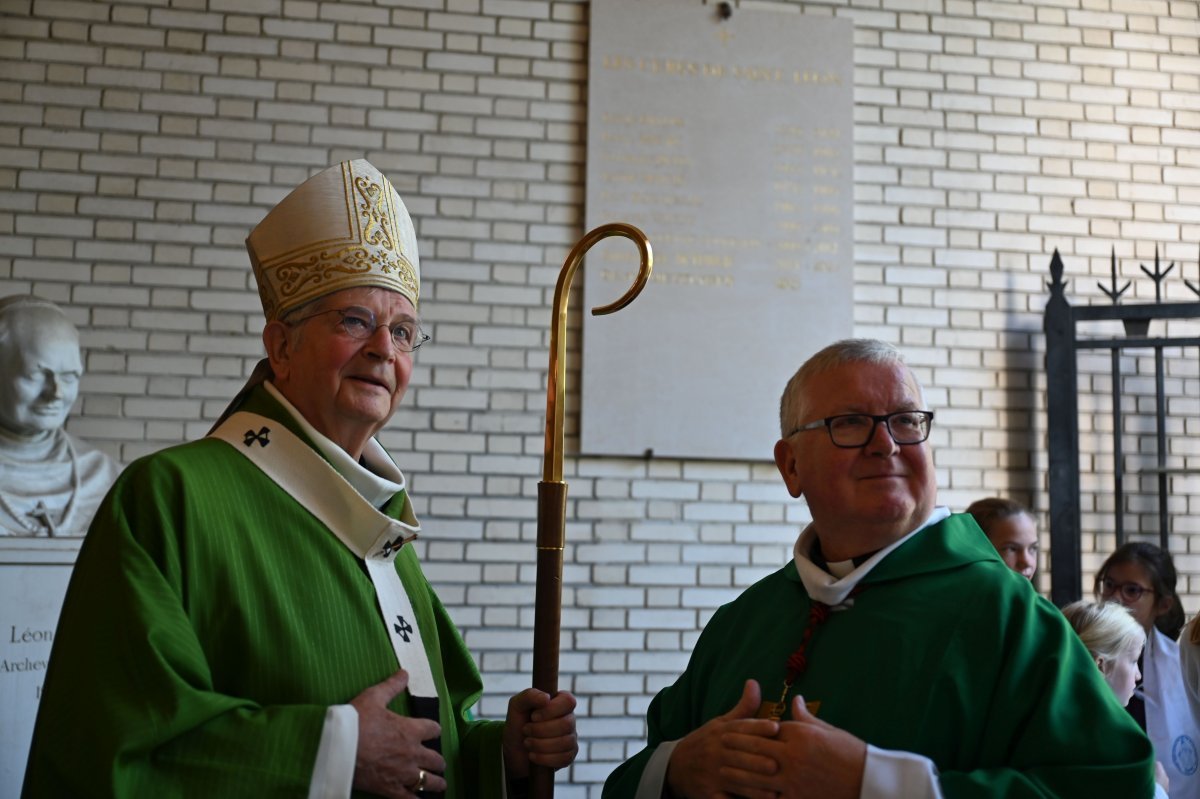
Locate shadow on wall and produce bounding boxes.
[998,263,1043,505]
[1001,266,1047,591]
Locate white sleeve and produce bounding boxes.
[1181,616,1200,729]
[631,739,942,799]
[307,704,358,799]
[859,745,942,799]
[634,739,680,798]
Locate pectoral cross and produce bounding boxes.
[756,697,821,721]
[26,501,56,536]
[756,700,786,720]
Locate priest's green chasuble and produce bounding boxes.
[604,515,1156,798]
[23,387,505,798]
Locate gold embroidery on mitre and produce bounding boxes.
[249,161,420,321]
[353,175,419,291]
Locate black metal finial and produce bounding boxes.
[1139,245,1174,303]
[1186,242,1200,298]
[1048,248,1068,298]
[1098,246,1131,304]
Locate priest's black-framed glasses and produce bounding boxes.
[786,411,935,448]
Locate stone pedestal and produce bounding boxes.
[0,540,77,797]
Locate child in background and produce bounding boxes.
[1096,542,1197,797]
[1181,614,1200,758]
[1062,600,1169,798]
[966,497,1038,580]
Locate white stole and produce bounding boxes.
[1142,627,1200,795]
[209,411,437,699]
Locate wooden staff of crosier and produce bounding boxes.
[532,223,652,798]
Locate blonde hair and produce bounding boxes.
[1061,600,1145,674]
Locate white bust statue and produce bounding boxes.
[0,296,119,536]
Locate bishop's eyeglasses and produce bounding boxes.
[787,410,935,449]
[290,306,431,352]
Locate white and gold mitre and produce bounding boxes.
[246,159,420,321]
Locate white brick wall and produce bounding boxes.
[3,0,1200,793]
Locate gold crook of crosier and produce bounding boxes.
[529,222,652,799]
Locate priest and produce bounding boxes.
[604,338,1155,798]
[24,160,577,798]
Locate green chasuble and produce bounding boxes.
[604,515,1156,798]
[23,386,505,798]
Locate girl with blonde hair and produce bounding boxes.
[1062,600,1146,705]
[1063,600,1169,797]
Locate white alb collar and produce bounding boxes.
[264,381,405,508]
[792,506,952,607]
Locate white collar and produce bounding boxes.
[792,506,952,607]
[264,381,405,508]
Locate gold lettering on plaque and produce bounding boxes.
[673,253,734,269]
[599,52,841,87]
[601,269,734,289]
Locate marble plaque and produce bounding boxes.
[0,541,78,797]
[582,1,855,460]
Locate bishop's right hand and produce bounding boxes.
[351,669,447,798]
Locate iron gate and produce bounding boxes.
[1043,248,1200,607]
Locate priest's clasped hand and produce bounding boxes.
[666,679,866,799]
